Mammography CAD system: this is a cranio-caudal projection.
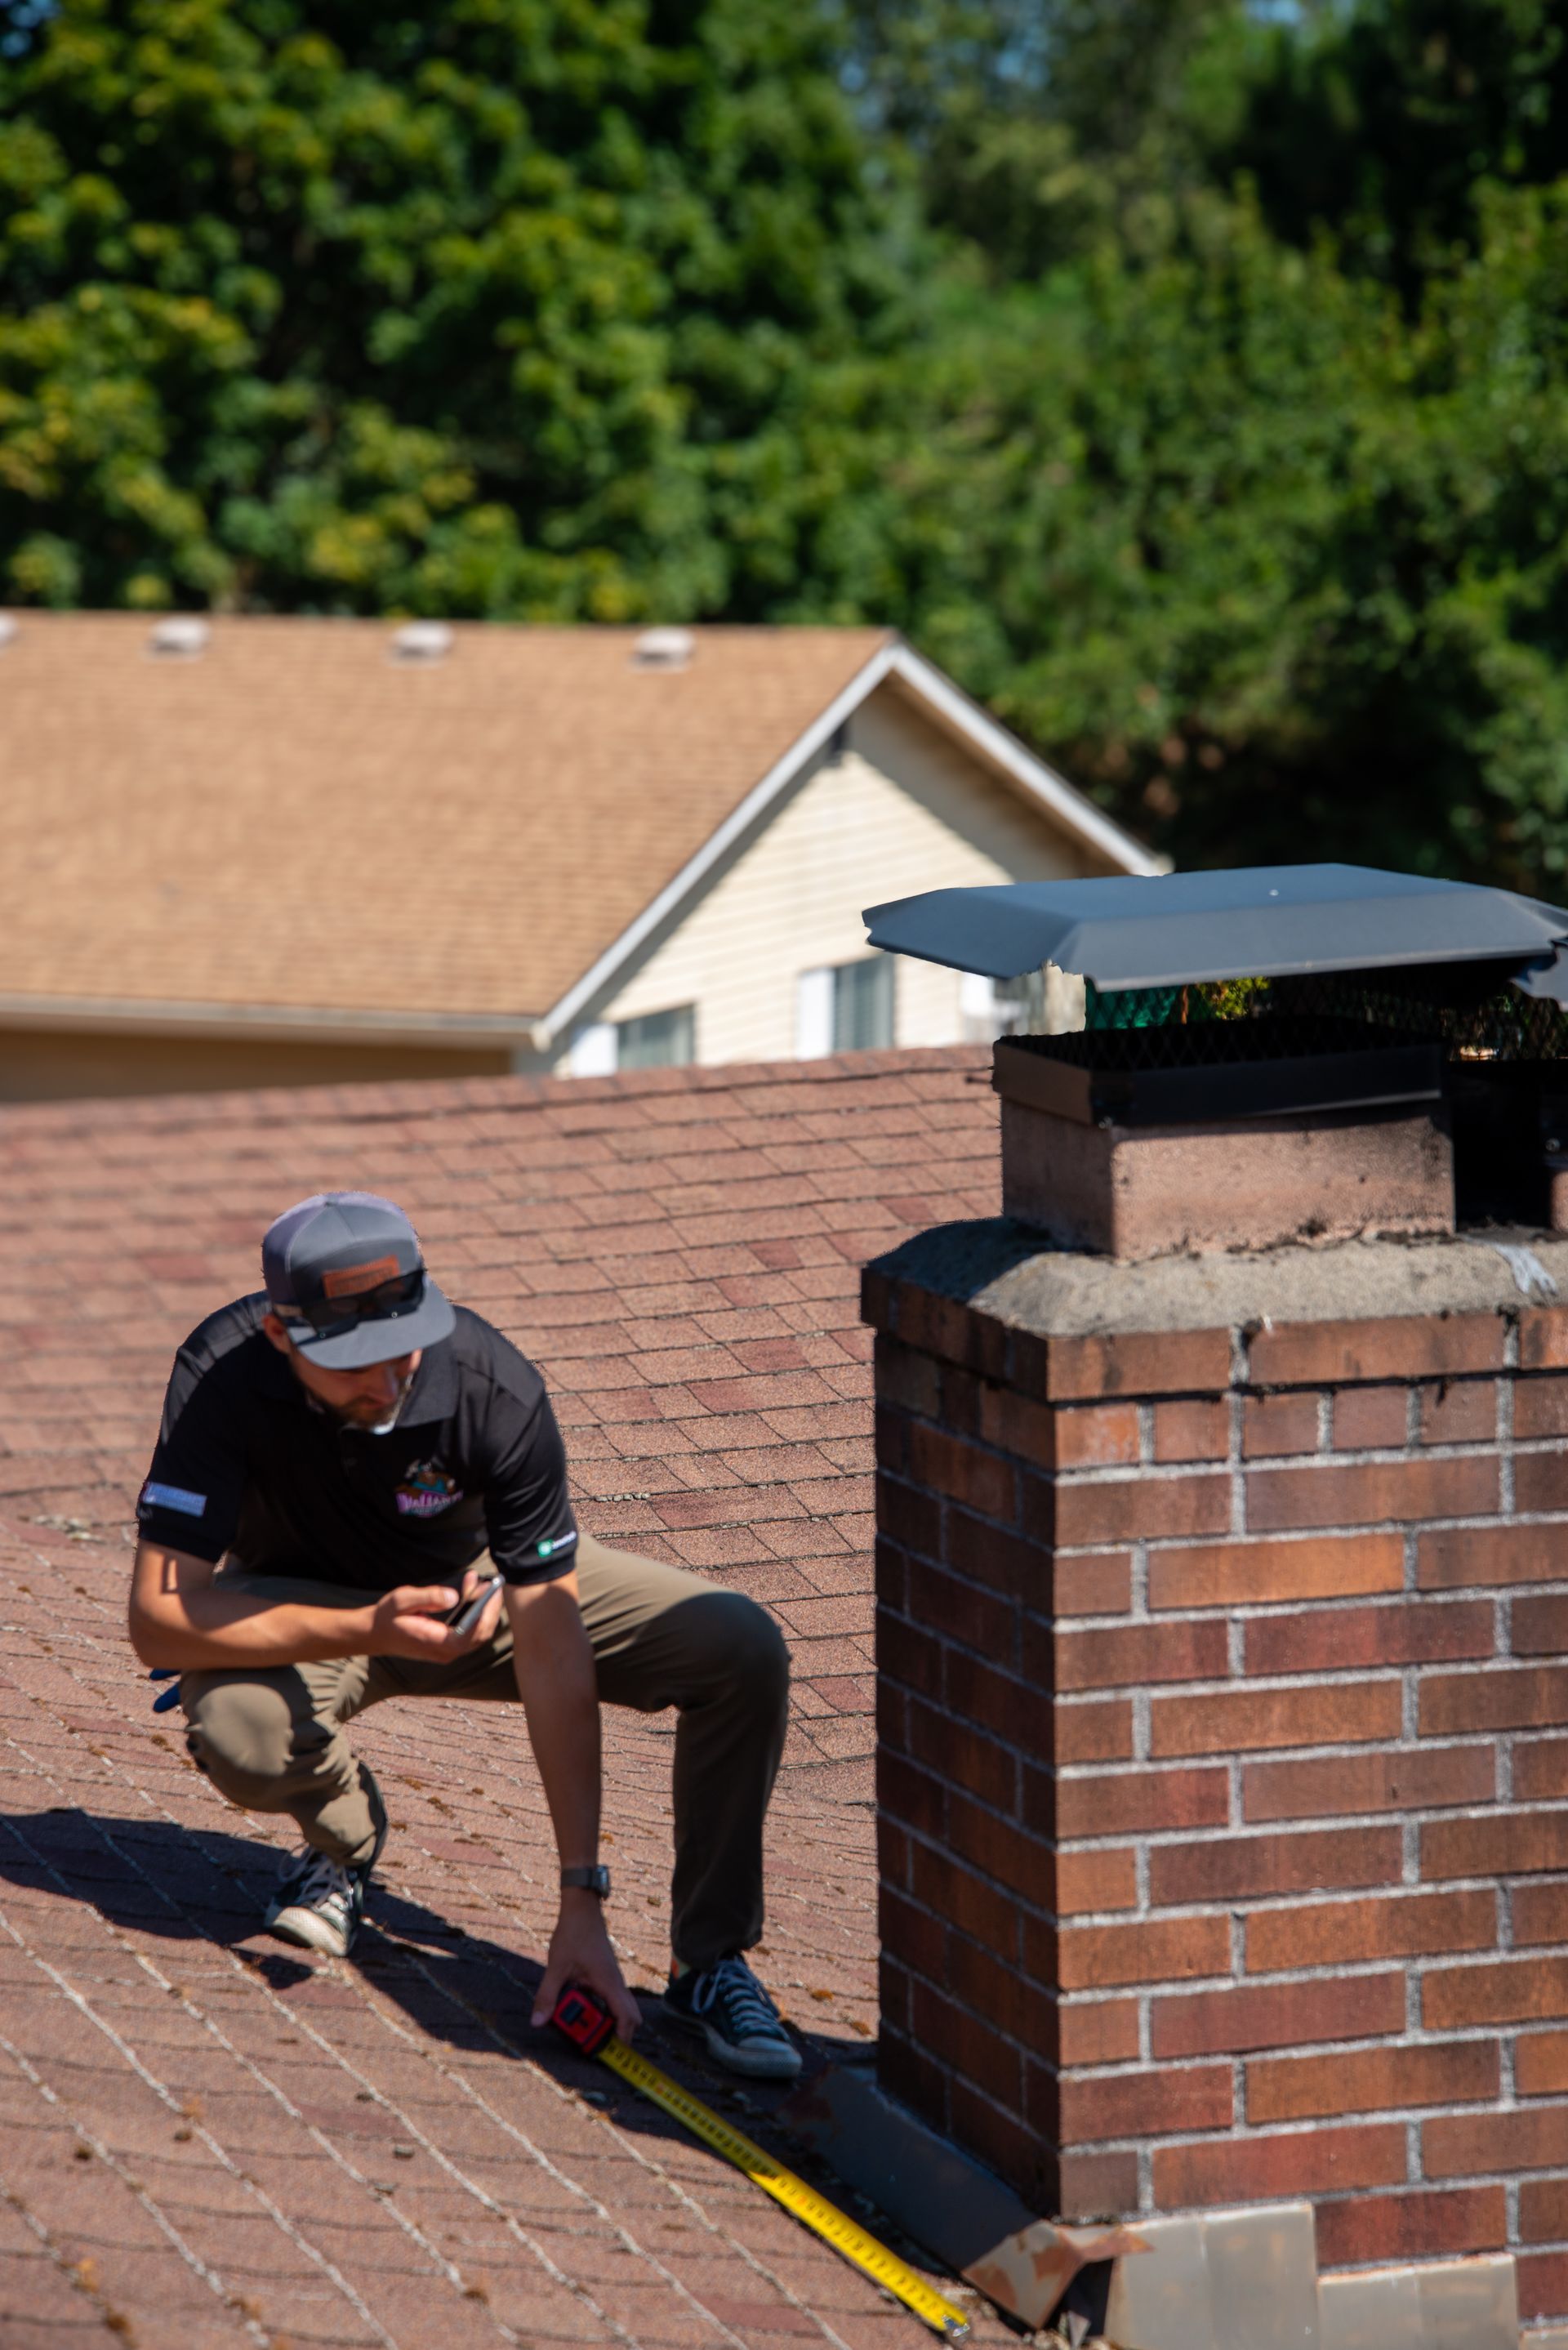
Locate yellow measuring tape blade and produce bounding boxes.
[598,2036,971,2341]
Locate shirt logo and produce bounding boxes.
[537,1530,577,1559]
[139,1481,207,1519]
[394,1456,464,1518]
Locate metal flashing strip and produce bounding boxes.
[777,2065,1143,2333]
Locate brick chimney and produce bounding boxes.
[866,1045,1568,2330]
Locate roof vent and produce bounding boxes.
[149,616,210,659]
[390,621,453,663]
[630,627,693,672]
[0,616,16,653]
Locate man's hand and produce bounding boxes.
[366,1567,505,1662]
[532,1893,641,2040]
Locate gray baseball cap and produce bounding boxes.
[261,1192,457,1369]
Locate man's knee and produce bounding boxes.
[696,1590,790,1707]
[183,1675,302,1795]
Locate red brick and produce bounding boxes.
[1060,1914,1230,1992]
[1420,1380,1497,1445]
[1516,1594,1568,1656]
[1246,1888,1496,1973]
[1423,1811,1568,1880]
[875,1339,941,1420]
[906,1423,1017,1522]
[1314,2187,1506,2269]
[1245,1598,1493,1674]
[946,1791,1052,1906]
[1249,1312,1504,1387]
[1055,1848,1138,1915]
[942,1510,1049,1599]
[1053,1554,1133,1616]
[1244,1745,1495,1825]
[1515,1884,1568,1948]
[1152,1678,1401,1759]
[946,1933,1043,2047]
[1520,1310,1568,1371]
[1052,1402,1139,1469]
[1054,1617,1227,1693]
[1520,2178,1568,2242]
[1057,2147,1139,2220]
[973,1383,1055,1465]
[880,1753,948,1839]
[1424,2104,1568,2178]
[906,1557,1015,1664]
[1149,1533,1402,1611]
[876,1607,943,1701]
[1247,2040,1497,2124]
[911,1981,1021,2111]
[1055,1471,1230,1548]
[906,1697,1018,1815]
[1420,1523,1568,1590]
[880,1887,948,1987]
[1518,2250,1568,2323]
[1518,1738,1568,1801]
[1516,1453,1568,1514]
[1423,1955,1568,2029]
[1152,1824,1400,1907]
[1054,1700,1134,1764]
[1247,1453,1497,1534]
[1058,2000,1141,2066]
[1153,2122,1406,2209]
[1153,1398,1227,1462]
[1152,1972,1405,2058]
[910,1844,1019,1961]
[1420,1665,1568,1735]
[1333,1385,1410,1451]
[1054,1764,1229,1839]
[1517,2033,1568,2098]
[1517,1377,1568,1439]
[1060,2065,1232,2143]
[1243,1391,1321,1459]
[1037,1327,1232,1403]
[876,1474,942,1561]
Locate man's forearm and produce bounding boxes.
[506,1580,602,1871]
[130,1583,376,1672]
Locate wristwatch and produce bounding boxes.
[559,1864,611,1899]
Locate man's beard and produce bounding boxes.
[330,1373,416,1435]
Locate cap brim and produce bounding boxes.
[292,1281,457,1371]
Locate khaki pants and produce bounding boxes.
[180,1534,790,1970]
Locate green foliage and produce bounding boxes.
[0,0,906,615]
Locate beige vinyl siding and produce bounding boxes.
[563,680,1103,1069]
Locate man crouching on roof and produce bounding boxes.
[128,1191,799,2080]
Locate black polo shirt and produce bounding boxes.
[136,1294,578,1593]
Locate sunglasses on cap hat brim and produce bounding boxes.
[274,1268,427,1344]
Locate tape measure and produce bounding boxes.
[552,1988,971,2340]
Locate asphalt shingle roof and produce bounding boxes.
[0,1048,1010,2348]
[0,617,893,1023]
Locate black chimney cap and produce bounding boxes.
[862,863,1568,999]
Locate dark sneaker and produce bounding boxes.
[264,1768,385,1958]
[664,1954,802,2080]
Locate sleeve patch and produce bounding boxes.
[139,1481,207,1519]
[537,1529,577,1560]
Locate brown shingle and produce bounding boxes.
[0,615,891,1021]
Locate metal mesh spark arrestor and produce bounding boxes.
[863,864,1568,1253]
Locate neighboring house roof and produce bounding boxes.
[0,614,1156,1049]
[0,1045,1000,1755]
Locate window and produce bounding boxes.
[616,1003,695,1069]
[795,957,894,1057]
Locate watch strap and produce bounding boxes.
[560,1864,610,1898]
